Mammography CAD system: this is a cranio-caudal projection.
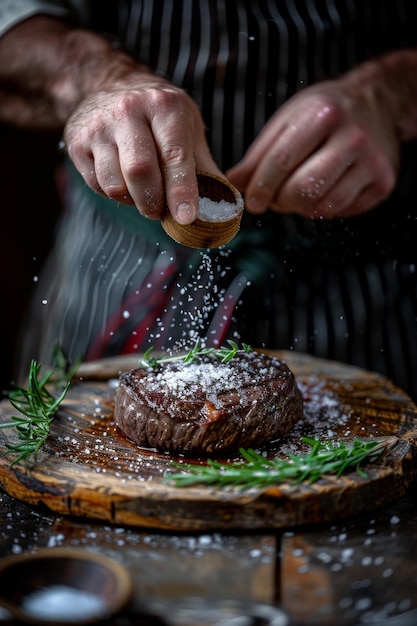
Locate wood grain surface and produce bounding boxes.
[0,350,417,531]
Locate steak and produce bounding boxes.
[114,351,303,455]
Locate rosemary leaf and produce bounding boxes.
[165,437,391,490]
[0,346,78,467]
[139,339,253,369]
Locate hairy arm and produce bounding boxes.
[0,16,143,128]
[0,16,220,223]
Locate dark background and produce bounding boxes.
[0,124,62,398]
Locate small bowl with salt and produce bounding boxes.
[0,547,132,624]
[161,170,244,249]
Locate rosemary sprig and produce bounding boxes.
[51,341,83,387]
[0,345,79,467]
[165,437,392,490]
[139,339,253,369]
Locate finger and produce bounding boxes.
[271,159,366,219]
[304,143,395,219]
[117,125,166,219]
[94,145,135,205]
[149,89,201,224]
[302,164,369,219]
[230,101,339,213]
[65,138,104,196]
[336,178,394,218]
[266,136,352,217]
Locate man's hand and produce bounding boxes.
[227,55,417,220]
[65,76,221,224]
[0,16,221,225]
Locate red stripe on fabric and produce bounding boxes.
[85,262,178,360]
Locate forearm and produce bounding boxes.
[378,47,417,143]
[0,15,149,130]
[343,47,417,146]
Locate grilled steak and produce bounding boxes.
[114,351,303,454]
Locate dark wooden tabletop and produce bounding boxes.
[1,352,417,625]
[1,479,417,625]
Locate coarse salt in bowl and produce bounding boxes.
[161,170,244,249]
[0,547,132,624]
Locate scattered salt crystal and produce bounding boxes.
[198,535,212,546]
[47,534,65,548]
[339,597,353,609]
[318,552,332,563]
[250,549,262,558]
[341,548,354,561]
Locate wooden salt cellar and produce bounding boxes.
[161,170,244,249]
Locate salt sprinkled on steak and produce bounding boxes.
[114,351,304,455]
[142,361,254,414]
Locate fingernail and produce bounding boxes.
[176,201,195,224]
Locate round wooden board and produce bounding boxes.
[0,351,417,531]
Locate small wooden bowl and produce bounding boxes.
[0,547,132,624]
[161,171,244,249]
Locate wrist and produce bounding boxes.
[50,29,151,125]
[377,48,417,143]
[0,15,152,129]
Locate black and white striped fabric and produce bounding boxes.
[10,1,417,399]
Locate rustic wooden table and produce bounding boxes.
[1,352,417,625]
[1,481,417,625]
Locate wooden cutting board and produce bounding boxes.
[0,351,417,531]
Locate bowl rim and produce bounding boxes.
[161,169,244,249]
[0,547,133,624]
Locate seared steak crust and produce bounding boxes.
[114,351,303,454]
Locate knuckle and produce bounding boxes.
[270,145,294,173]
[162,143,188,166]
[310,95,345,128]
[66,133,89,159]
[123,158,154,180]
[112,92,142,120]
[83,113,108,143]
[147,86,185,110]
[100,183,127,200]
[345,127,369,153]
